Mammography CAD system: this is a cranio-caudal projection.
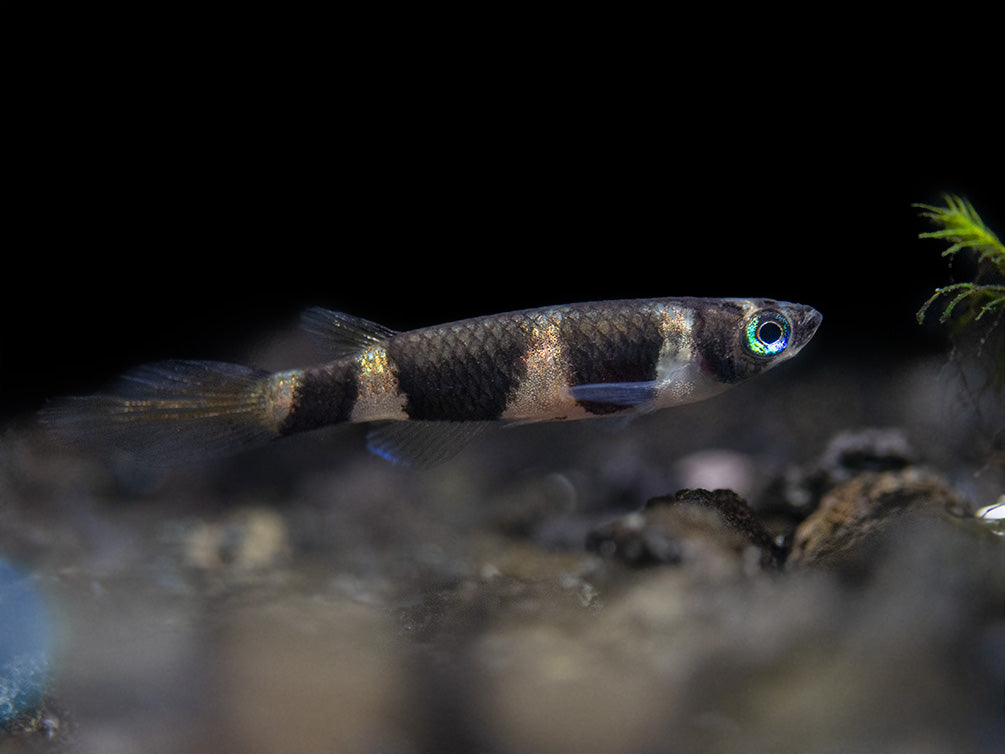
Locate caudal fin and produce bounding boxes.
[40,360,281,465]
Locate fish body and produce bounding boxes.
[42,298,821,465]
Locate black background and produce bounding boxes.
[4,21,1003,424]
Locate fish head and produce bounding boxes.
[693,297,822,386]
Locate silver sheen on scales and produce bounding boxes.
[43,298,822,466]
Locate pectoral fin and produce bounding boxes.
[568,381,658,408]
[365,421,491,467]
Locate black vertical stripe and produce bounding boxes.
[561,303,667,385]
[560,303,666,414]
[279,363,358,434]
[388,315,531,421]
[689,301,750,384]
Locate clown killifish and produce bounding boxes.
[42,298,821,466]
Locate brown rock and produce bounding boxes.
[587,488,784,571]
[789,468,967,569]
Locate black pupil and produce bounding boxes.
[758,320,783,344]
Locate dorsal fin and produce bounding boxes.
[300,307,399,359]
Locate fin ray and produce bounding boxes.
[301,307,398,359]
[365,421,490,467]
[40,360,278,465]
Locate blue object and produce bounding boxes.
[0,559,51,725]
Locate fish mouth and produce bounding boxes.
[801,306,823,334]
[790,304,823,348]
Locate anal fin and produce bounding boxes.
[365,421,491,467]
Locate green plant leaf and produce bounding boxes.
[915,194,1005,325]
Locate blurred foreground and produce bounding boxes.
[1,341,1003,754]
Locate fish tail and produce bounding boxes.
[40,360,292,465]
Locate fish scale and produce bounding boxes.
[391,317,529,420]
[41,297,821,466]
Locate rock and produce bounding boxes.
[0,560,52,731]
[586,488,784,572]
[815,427,917,475]
[204,594,410,754]
[181,506,291,576]
[788,468,968,570]
[759,427,919,519]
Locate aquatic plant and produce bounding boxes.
[914,195,1004,531]
[915,194,1005,326]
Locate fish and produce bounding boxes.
[40,298,822,466]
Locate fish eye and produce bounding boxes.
[745,310,791,357]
